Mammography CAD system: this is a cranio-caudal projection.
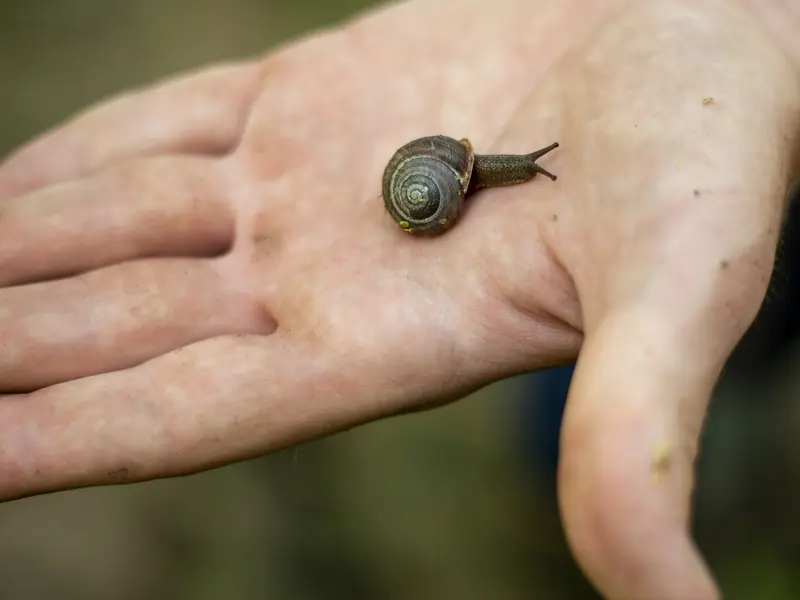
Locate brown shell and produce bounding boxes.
[381,135,475,235]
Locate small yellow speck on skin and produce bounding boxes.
[398,220,410,229]
[439,218,447,225]
[703,97,714,105]
[403,228,414,233]
[651,443,671,483]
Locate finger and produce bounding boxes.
[558,242,779,600]
[0,333,374,501]
[0,155,235,287]
[0,60,265,200]
[559,314,719,600]
[0,257,275,393]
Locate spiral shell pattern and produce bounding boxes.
[382,136,474,235]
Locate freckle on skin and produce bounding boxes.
[551,214,558,222]
[252,232,282,261]
[720,260,729,270]
[693,189,701,197]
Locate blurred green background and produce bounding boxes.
[1,1,800,599]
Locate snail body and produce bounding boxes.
[381,135,559,235]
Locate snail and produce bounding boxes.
[381,135,559,235]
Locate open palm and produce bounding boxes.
[1,0,798,598]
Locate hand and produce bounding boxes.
[1,0,798,598]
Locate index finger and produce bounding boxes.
[0,60,266,200]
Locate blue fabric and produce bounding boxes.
[517,365,575,495]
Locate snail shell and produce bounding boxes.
[381,135,473,235]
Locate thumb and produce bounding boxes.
[557,241,779,599]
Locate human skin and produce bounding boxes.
[0,0,798,598]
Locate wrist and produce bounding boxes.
[735,0,800,72]
[568,0,800,72]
